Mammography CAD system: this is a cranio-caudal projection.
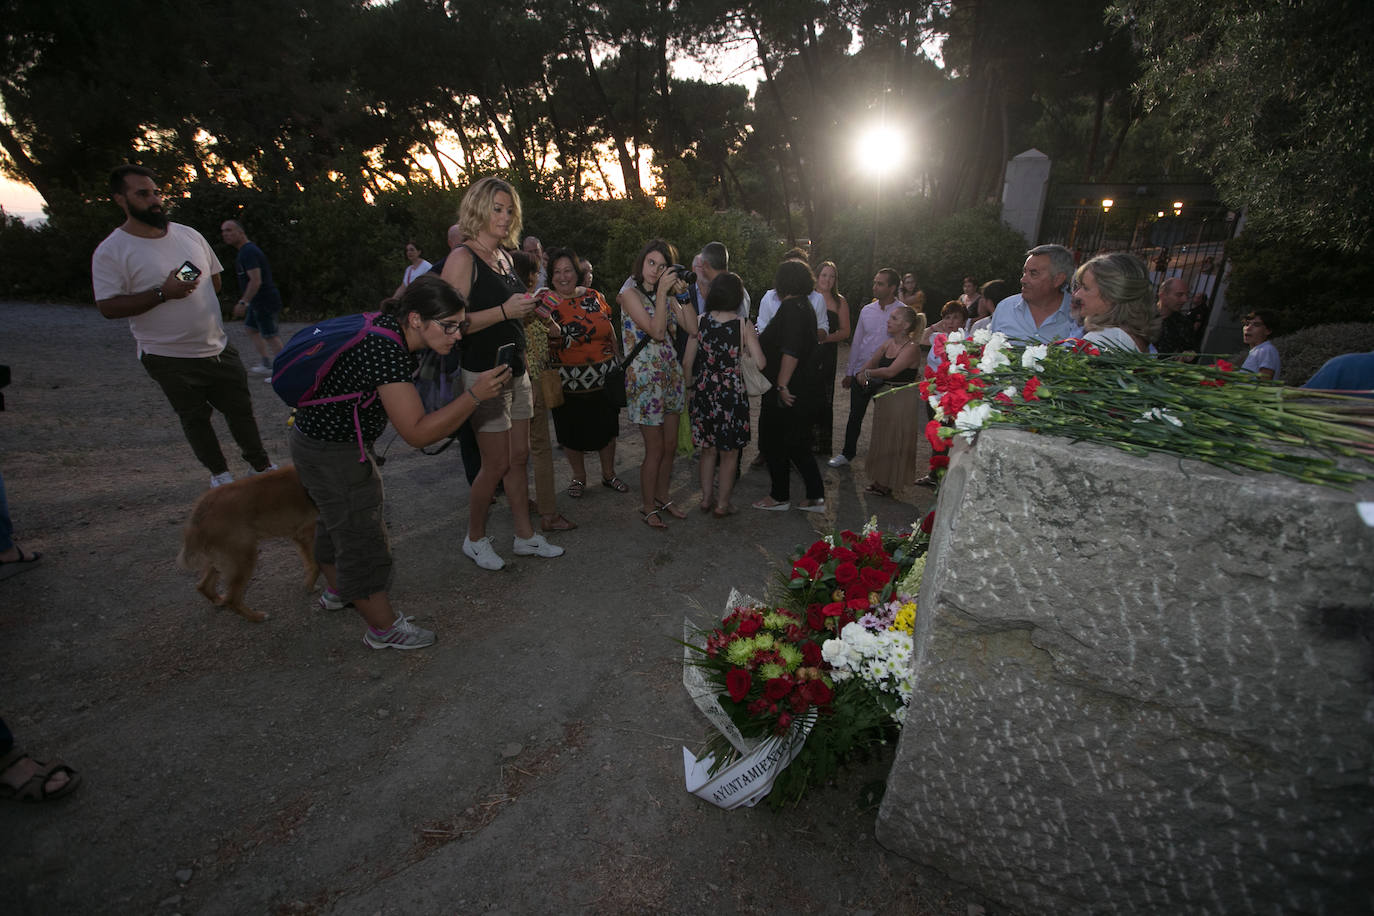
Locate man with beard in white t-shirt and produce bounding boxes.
[92,165,275,489]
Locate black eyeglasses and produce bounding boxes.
[432,318,468,336]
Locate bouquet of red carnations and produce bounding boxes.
[683,524,927,808]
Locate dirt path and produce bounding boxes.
[0,301,986,915]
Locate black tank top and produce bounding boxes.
[461,245,527,375]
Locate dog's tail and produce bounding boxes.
[177,502,211,571]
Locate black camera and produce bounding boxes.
[668,264,697,286]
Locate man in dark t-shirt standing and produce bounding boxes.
[221,218,284,377]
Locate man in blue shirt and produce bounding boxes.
[989,244,1082,344]
[220,219,284,376]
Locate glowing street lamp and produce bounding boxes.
[1173,201,1184,216]
[1101,198,1114,212]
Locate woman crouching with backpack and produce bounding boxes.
[290,274,511,650]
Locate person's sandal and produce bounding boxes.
[567,479,585,498]
[655,498,688,519]
[541,514,578,532]
[0,748,81,803]
[640,509,668,530]
[601,475,630,493]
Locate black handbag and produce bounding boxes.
[605,334,653,409]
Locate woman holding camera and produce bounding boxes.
[442,176,564,571]
[617,239,697,529]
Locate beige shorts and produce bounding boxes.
[462,368,533,433]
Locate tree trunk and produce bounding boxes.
[751,18,814,241]
[579,28,642,198]
[0,119,53,204]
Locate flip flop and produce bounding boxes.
[0,749,81,803]
[655,499,688,520]
[601,476,630,493]
[567,479,585,498]
[640,509,668,530]
[0,547,42,580]
[797,499,827,513]
[752,498,790,511]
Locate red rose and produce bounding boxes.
[831,545,858,562]
[792,556,820,579]
[846,597,870,612]
[775,711,793,733]
[834,561,860,586]
[789,691,810,713]
[805,540,830,560]
[801,680,834,706]
[802,642,822,666]
[764,677,792,700]
[726,669,751,703]
[920,510,935,534]
[821,601,844,617]
[860,566,888,591]
[737,613,762,637]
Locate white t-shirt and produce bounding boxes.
[92,223,226,359]
[756,289,824,333]
[402,259,433,287]
[1242,340,1281,379]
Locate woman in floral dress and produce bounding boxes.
[616,239,697,529]
[682,272,764,517]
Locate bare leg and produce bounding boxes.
[504,418,535,540]
[353,591,398,630]
[564,447,587,485]
[468,429,512,541]
[699,446,717,509]
[639,423,664,515]
[597,440,618,481]
[655,413,679,507]
[716,448,740,510]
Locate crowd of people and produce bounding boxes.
[67,167,1370,655]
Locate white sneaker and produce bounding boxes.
[318,588,348,611]
[827,454,850,468]
[248,364,272,376]
[248,463,280,476]
[463,535,505,570]
[513,533,564,558]
[263,374,274,383]
[363,615,435,650]
[209,471,234,488]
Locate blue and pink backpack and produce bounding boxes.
[270,312,404,461]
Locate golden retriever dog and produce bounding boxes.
[177,467,319,622]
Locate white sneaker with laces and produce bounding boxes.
[248,364,272,376]
[513,533,564,558]
[209,471,234,488]
[827,454,850,468]
[463,535,505,570]
[248,463,280,476]
[363,615,435,650]
[318,588,348,611]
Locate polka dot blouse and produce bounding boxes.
[292,313,417,443]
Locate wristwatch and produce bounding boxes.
[153,286,165,303]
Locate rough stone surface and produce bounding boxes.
[876,429,1374,915]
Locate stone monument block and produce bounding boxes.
[1001,149,1051,246]
[875,429,1374,915]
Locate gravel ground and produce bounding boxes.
[0,300,997,915]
